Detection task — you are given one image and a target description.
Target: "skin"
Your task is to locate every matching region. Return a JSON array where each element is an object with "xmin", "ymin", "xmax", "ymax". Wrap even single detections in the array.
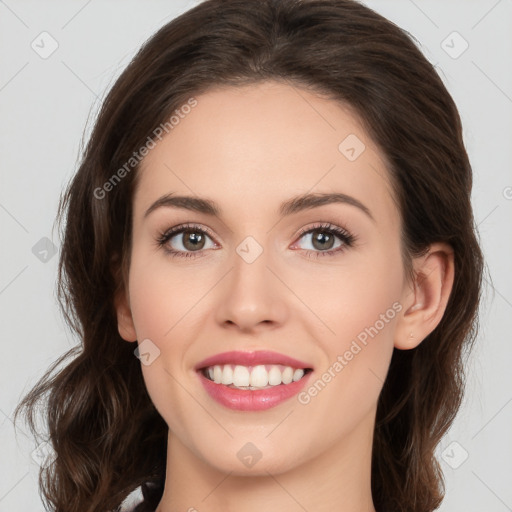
[{"xmin": 115, "ymin": 80, "xmax": 454, "ymax": 512}]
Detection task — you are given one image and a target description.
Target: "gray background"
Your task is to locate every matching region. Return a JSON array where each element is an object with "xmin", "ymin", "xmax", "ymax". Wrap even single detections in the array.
[{"xmin": 1, "ymin": 0, "xmax": 511, "ymax": 510}]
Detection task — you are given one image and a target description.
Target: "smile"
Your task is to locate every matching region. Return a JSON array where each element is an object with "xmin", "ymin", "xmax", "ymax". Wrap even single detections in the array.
[
  {"xmin": 195, "ymin": 350, "xmax": 313, "ymax": 411},
  {"xmin": 202, "ymin": 364, "xmax": 309, "ymax": 389}
]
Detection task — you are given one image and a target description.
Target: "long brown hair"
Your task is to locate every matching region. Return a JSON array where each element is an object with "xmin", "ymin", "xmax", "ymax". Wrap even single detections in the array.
[{"xmin": 14, "ymin": 1, "xmax": 484, "ymax": 511}]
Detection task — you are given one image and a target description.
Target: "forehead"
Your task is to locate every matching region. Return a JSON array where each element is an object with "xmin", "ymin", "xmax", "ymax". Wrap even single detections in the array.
[{"xmin": 134, "ymin": 81, "xmax": 398, "ymax": 227}]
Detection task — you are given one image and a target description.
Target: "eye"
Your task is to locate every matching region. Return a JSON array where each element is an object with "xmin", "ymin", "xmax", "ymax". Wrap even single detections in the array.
[
  {"xmin": 292, "ymin": 222, "xmax": 356, "ymax": 258},
  {"xmin": 156, "ymin": 223, "xmax": 217, "ymax": 259},
  {"xmin": 155, "ymin": 221, "xmax": 356, "ymax": 259}
]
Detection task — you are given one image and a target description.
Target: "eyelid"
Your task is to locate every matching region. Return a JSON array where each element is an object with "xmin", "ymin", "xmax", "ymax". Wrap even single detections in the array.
[
  {"xmin": 156, "ymin": 220, "xmax": 356, "ymax": 258},
  {"xmin": 293, "ymin": 222, "xmax": 351, "ymax": 239},
  {"xmin": 160, "ymin": 222, "xmax": 219, "ymax": 243},
  {"xmin": 159, "ymin": 221, "xmax": 351, "ymax": 244},
  {"xmin": 290, "ymin": 222, "xmax": 355, "ymax": 250}
]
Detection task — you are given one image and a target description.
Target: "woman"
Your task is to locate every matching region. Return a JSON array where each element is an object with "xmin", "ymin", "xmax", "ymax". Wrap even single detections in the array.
[{"xmin": 15, "ymin": 0, "xmax": 484, "ymax": 511}]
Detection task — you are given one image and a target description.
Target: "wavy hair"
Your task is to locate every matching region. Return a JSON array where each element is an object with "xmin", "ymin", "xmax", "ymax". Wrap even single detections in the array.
[{"xmin": 14, "ymin": 0, "xmax": 484, "ymax": 511}]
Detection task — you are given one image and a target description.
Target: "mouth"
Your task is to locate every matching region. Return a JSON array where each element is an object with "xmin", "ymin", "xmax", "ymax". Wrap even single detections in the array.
[
  {"xmin": 199, "ymin": 364, "xmax": 313, "ymax": 390},
  {"xmin": 195, "ymin": 350, "xmax": 313, "ymax": 410}
]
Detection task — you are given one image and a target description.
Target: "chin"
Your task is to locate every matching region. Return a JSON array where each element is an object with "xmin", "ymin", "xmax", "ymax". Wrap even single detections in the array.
[{"xmin": 202, "ymin": 448, "xmax": 304, "ymax": 477}]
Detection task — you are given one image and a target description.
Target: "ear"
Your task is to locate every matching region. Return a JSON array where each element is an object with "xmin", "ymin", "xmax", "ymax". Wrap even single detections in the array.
[
  {"xmin": 394, "ymin": 242, "xmax": 455, "ymax": 350},
  {"xmin": 111, "ymin": 253, "xmax": 137, "ymax": 343},
  {"xmin": 114, "ymin": 287, "xmax": 137, "ymax": 342}
]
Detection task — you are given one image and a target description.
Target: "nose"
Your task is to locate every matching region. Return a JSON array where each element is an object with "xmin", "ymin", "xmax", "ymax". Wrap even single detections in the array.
[{"xmin": 214, "ymin": 242, "xmax": 289, "ymax": 334}]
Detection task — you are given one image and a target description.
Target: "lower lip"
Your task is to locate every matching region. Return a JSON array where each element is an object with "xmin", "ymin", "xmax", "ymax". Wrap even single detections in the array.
[{"xmin": 198, "ymin": 371, "xmax": 312, "ymax": 411}]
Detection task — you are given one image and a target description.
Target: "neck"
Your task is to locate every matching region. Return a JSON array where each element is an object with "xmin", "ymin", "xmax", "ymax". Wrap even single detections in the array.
[{"xmin": 155, "ymin": 410, "xmax": 377, "ymax": 512}]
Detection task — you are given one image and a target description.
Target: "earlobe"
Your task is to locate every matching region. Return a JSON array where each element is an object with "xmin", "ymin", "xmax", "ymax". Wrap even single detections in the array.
[
  {"xmin": 394, "ymin": 243, "xmax": 455, "ymax": 350},
  {"xmin": 114, "ymin": 289, "xmax": 137, "ymax": 342}
]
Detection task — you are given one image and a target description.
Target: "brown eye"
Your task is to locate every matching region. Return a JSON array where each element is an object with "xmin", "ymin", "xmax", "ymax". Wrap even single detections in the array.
[
  {"xmin": 157, "ymin": 224, "xmax": 217, "ymax": 258},
  {"xmin": 292, "ymin": 222, "xmax": 356, "ymax": 258},
  {"xmin": 310, "ymin": 230, "xmax": 336, "ymax": 251},
  {"xmin": 180, "ymin": 230, "xmax": 207, "ymax": 251}
]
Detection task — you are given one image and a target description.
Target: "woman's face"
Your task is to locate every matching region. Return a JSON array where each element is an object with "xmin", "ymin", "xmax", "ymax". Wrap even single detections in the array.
[{"xmin": 118, "ymin": 80, "xmax": 413, "ymax": 476}]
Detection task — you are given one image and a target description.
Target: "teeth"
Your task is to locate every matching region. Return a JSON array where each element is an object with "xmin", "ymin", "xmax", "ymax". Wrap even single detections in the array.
[
  {"xmin": 221, "ymin": 365, "xmax": 233, "ymax": 385},
  {"xmin": 250, "ymin": 365, "xmax": 269, "ymax": 387},
  {"xmin": 293, "ymin": 368, "xmax": 304, "ymax": 382},
  {"xmin": 282, "ymin": 366, "xmax": 294, "ymax": 384},
  {"xmin": 233, "ymin": 365, "xmax": 250, "ymax": 387},
  {"xmin": 204, "ymin": 364, "xmax": 308, "ymax": 389},
  {"xmin": 268, "ymin": 366, "xmax": 282, "ymax": 386},
  {"xmin": 213, "ymin": 365, "xmax": 223, "ymax": 384}
]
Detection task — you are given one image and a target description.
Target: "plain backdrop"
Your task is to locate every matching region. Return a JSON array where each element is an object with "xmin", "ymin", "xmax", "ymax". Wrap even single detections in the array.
[{"xmin": 1, "ymin": 0, "xmax": 511, "ymax": 510}]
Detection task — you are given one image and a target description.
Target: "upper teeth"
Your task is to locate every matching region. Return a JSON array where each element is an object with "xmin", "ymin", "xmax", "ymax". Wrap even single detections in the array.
[{"xmin": 206, "ymin": 364, "xmax": 305, "ymax": 388}]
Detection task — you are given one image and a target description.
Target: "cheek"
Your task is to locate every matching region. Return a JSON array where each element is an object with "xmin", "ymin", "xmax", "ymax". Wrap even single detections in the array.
[
  {"xmin": 300, "ymin": 246, "xmax": 403, "ymax": 347},
  {"xmin": 298, "ymin": 244, "xmax": 403, "ymax": 410},
  {"xmin": 297, "ymin": 296, "xmax": 399, "ymax": 451},
  {"xmin": 127, "ymin": 249, "xmax": 200, "ymax": 342},
  {"xmin": 127, "ymin": 259, "xmax": 194, "ymax": 434}
]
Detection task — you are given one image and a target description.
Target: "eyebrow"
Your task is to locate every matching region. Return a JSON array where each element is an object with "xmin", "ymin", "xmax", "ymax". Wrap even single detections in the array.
[{"xmin": 143, "ymin": 192, "xmax": 375, "ymax": 223}]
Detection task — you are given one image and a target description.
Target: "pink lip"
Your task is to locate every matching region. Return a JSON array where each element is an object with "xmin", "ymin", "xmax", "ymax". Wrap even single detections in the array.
[
  {"xmin": 195, "ymin": 350, "xmax": 313, "ymax": 411},
  {"xmin": 194, "ymin": 350, "xmax": 312, "ymax": 370},
  {"xmin": 197, "ymin": 371, "xmax": 312, "ymax": 411}
]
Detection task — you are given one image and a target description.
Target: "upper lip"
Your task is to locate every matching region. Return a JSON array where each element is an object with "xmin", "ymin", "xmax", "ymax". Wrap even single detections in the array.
[{"xmin": 195, "ymin": 350, "xmax": 313, "ymax": 370}]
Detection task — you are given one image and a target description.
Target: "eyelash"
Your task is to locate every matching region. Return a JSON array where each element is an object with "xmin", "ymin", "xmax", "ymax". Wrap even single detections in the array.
[{"xmin": 155, "ymin": 222, "xmax": 357, "ymax": 259}]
